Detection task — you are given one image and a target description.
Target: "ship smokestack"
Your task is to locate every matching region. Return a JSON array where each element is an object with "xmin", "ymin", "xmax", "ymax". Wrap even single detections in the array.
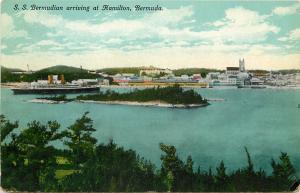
[
  {"xmin": 60, "ymin": 74, "xmax": 65, "ymax": 84},
  {"xmin": 48, "ymin": 75, "xmax": 53, "ymax": 84}
]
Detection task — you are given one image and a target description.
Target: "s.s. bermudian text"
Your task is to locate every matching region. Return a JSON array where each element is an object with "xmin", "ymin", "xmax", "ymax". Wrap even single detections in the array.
[{"xmin": 13, "ymin": 4, "xmax": 163, "ymax": 12}]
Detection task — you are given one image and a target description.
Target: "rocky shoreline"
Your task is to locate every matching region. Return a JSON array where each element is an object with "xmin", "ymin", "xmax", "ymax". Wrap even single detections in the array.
[
  {"xmin": 28, "ymin": 99, "xmax": 68, "ymax": 104},
  {"xmin": 76, "ymin": 100, "xmax": 208, "ymax": 108}
]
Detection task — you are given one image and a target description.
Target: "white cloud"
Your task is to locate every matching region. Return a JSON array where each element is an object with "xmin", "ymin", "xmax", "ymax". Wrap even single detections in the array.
[
  {"xmin": 1, "ymin": 44, "xmax": 7, "ymax": 50},
  {"xmin": 225, "ymin": 6, "xmax": 265, "ymax": 25},
  {"xmin": 104, "ymin": 38, "xmax": 123, "ymax": 44},
  {"xmin": 18, "ymin": 6, "xmax": 279, "ymax": 51},
  {"xmin": 22, "ymin": 11, "xmax": 63, "ymax": 28},
  {"xmin": 278, "ymin": 28, "xmax": 300, "ymax": 42},
  {"xmin": 204, "ymin": 7, "xmax": 279, "ymax": 43},
  {"xmin": 289, "ymin": 29, "xmax": 300, "ymax": 40},
  {"xmin": 145, "ymin": 6, "xmax": 193, "ymax": 26},
  {"xmin": 17, "ymin": 40, "xmax": 63, "ymax": 53},
  {"xmin": 18, "ymin": 39, "xmax": 101, "ymax": 53},
  {"xmin": 130, "ymin": 6, "xmax": 278, "ymax": 44},
  {"xmin": 278, "ymin": 37, "xmax": 288, "ymax": 42},
  {"xmin": 20, "ymin": 7, "xmax": 192, "ymax": 39},
  {"xmin": 36, "ymin": 40, "xmax": 62, "ymax": 46},
  {"xmin": 0, "ymin": 13, "xmax": 28, "ymax": 39},
  {"xmin": 211, "ymin": 21, "xmax": 225, "ymax": 27},
  {"xmin": 273, "ymin": 3, "xmax": 300, "ymax": 16},
  {"xmin": 246, "ymin": 45, "xmax": 281, "ymax": 56}
]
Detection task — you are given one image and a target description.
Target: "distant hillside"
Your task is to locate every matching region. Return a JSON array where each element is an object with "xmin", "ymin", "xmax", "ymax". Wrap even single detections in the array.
[
  {"xmin": 1, "ymin": 66, "xmax": 25, "ymax": 73},
  {"xmin": 1, "ymin": 66, "xmax": 10, "ymax": 73},
  {"xmin": 248, "ymin": 69, "xmax": 300, "ymax": 75},
  {"xmin": 37, "ymin": 65, "xmax": 87, "ymax": 74},
  {"xmin": 173, "ymin": 68, "xmax": 224, "ymax": 77},
  {"xmin": 27, "ymin": 65, "xmax": 101, "ymax": 82},
  {"xmin": 1, "ymin": 65, "xmax": 102, "ymax": 83},
  {"xmin": 1, "ymin": 66, "xmax": 22, "ymax": 82},
  {"xmin": 98, "ymin": 67, "xmax": 142, "ymax": 75},
  {"xmin": 276, "ymin": 69, "xmax": 300, "ymax": 75}
]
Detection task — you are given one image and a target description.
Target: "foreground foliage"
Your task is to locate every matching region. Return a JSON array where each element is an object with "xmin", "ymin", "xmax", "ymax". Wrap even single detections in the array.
[{"xmin": 0, "ymin": 114, "xmax": 297, "ymax": 191}]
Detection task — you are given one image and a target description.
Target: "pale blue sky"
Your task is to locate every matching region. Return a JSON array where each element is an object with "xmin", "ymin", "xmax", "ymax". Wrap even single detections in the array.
[{"xmin": 1, "ymin": 0, "xmax": 300, "ymax": 70}]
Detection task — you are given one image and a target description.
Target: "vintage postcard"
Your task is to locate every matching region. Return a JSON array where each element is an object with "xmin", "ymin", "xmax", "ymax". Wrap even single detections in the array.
[{"xmin": 1, "ymin": 0, "xmax": 300, "ymax": 192}]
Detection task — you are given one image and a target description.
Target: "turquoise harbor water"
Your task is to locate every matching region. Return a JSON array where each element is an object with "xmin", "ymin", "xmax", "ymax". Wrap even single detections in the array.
[{"xmin": 1, "ymin": 88, "xmax": 300, "ymax": 176}]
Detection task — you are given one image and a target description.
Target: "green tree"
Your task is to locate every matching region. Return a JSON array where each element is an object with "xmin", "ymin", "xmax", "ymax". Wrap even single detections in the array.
[
  {"xmin": 59, "ymin": 140, "xmax": 156, "ymax": 192},
  {"xmin": 244, "ymin": 147, "xmax": 254, "ymax": 174},
  {"xmin": 0, "ymin": 115, "xmax": 18, "ymax": 143},
  {"xmin": 166, "ymin": 171, "xmax": 174, "ymax": 191},
  {"xmin": 229, "ymin": 147, "xmax": 263, "ymax": 191},
  {"xmin": 215, "ymin": 161, "xmax": 229, "ymax": 191},
  {"xmin": 159, "ymin": 143, "xmax": 185, "ymax": 191},
  {"xmin": 271, "ymin": 152, "xmax": 296, "ymax": 190},
  {"xmin": 1, "ymin": 116, "xmax": 63, "ymax": 191},
  {"xmin": 1, "ymin": 115, "xmax": 20, "ymax": 190},
  {"xmin": 64, "ymin": 112, "xmax": 97, "ymax": 167},
  {"xmin": 185, "ymin": 155, "xmax": 193, "ymax": 174},
  {"xmin": 201, "ymin": 167, "xmax": 215, "ymax": 191},
  {"xmin": 182, "ymin": 155, "xmax": 196, "ymax": 191},
  {"xmin": 18, "ymin": 120, "xmax": 63, "ymax": 191}
]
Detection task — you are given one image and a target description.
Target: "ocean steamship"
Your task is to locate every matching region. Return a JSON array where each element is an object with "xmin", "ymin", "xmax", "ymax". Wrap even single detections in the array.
[{"xmin": 11, "ymin": 74, "xmax": 100, "ymax": 95}]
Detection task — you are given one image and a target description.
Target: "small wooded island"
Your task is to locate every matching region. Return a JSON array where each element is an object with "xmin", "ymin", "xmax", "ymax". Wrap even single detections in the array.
[
  {"xmin": 29, "ymin": 95, "xmax": 73, "ymax": 104},
  {"xmin": 77, "ymin": 85, "xmax": 209, "ymax": 108}
]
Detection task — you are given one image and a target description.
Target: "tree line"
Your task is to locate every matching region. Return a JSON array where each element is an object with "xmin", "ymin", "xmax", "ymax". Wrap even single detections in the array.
[{"xmin": 1, "ymin": 113, "xmax": 297, "ymax": 191}]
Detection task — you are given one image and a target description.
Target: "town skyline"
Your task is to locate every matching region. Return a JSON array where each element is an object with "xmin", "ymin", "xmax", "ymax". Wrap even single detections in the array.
[
  {"xmin": 2, "ymin": 60, "xmax": 300, "ymax": 72},
  {"xmin": 1, "ymin": 0, "xmax": 300, "ymax": 70}
]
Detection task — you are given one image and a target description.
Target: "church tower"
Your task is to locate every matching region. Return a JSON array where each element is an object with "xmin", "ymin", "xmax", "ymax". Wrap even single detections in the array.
[{"xmin": 239, "ymin": 58, "xmax": 245, "ymax": 72}]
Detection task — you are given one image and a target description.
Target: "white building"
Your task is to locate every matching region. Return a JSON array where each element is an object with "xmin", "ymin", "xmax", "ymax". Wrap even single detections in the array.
[
  {"xmin": 207, "ymin": 72, "xmax": 220, "ymax": 80},
  {"xmin": 139, "ymin": 66, "xmax": 173, "ymax": 76},
  {"xmin": 71, "ymin": 79, "xmax": 99, "ymax": 86},
  {"xmin": 102, "ymin": 79, "xmax": 110, "ymax": 85},
  {"xmin": 228, "ymin": 76, "xmax": 237, "ymax": 85},
  {"xmin": 296, "ymin": 73, "xmax": 300, "ymax": 86},
  {"xmin": 226, "ymin": 67, "xmax": 240, "ymax": 75},
  {"xmin": 180, "ymin": 75, "xmax": 190, "ymax": 80},
  {"xmin": 250, "ymin": 78, "xmax": 264, "ymax": 85}
]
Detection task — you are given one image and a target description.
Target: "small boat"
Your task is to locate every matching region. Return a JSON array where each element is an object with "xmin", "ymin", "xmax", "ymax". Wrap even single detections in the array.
[
  {"xmin": 237, "ymin": 85, "xmax": 251, "ymax": 88},
  {"xmin": 207, "ymin": 98, "xmax": 225, "ymax": 102},
  {"xmin": 250, "ymin": 85, "xmax": 266, "ymax": 89}
]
